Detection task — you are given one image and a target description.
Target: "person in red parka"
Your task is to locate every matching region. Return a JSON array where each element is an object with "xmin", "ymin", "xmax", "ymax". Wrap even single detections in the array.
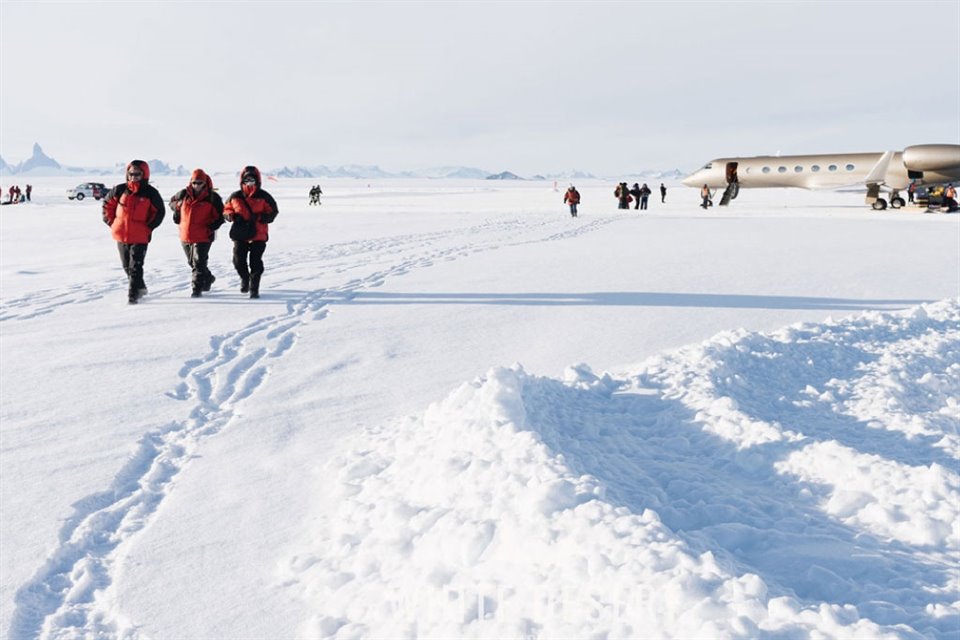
[
  {"xmin": 223, "ymin": 166, "xmax": 278, "ymax": 299},
  {"xmin": 169, "ymin": 168, "xmax": 225, "ymax": 297},
  {"xmin": 102, "ymin": 160, "xmax": 166, "ymax": 304},
  {"xmin": 563, "ymin": 185, "xmax": 581, "ymax": 217}
]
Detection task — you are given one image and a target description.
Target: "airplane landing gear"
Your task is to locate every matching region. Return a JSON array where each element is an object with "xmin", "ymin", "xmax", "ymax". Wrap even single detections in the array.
[
  {"xmin": 872, "ymin": 198, "xmax": 888, "ymax": 210},
  {"xmin": 890, "ymin": 191, "xmax": 905, "ymax": 208}
]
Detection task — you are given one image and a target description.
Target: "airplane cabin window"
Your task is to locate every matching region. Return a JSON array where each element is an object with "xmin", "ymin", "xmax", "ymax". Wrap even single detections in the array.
[
  {"xmin": 845, "ymin": 164, "xmax": 855, "ymax": 171},
  {"xmin": 794, "ymin": 166, "xmax": 803, "ymax": 173},
  {"xmin": 778, "ymin": 166, "xmax": 787, "ymax": 173},
  {"xmin": 812, "ymin": 165, "xmax": 820, "ymax": 172},
  {"xmin": 762, "ymin": 166, "xmax": 771, "ymax": 173},
  {"xmin": 828, "ymin": 165, "xmax": 838, "ymax": 172}
]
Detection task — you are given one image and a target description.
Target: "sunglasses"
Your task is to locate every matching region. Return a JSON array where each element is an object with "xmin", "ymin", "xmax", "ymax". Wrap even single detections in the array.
[
  {"xmin": 191, "ymin": 180, "xmax": 205, "ymax": 187},
  {"xmin": 242, "ymin": 177, "xmax": 257, "ymax": 184},
  {"xmin": 127, "ymin": 171, "xmax": 143, "ymax": 179}
]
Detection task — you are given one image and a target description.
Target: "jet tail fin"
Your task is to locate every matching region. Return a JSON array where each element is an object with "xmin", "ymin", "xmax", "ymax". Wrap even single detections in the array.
[{"xmin": 865, "ymin": 151, "xmax": 895, "ymax": 185}]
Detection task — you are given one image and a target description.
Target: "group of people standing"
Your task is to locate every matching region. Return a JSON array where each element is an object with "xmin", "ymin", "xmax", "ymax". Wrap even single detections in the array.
[
  {"xmin": 562, "ymin": 182, "xmax": 668, "ymax": 216},
  {"xmin": 615, "ymin": 182, "xmax": 665, "ymax": 210},
  {"xmin": 4, "ymin": 184, "xmax": 31, "ymax": 204},
  {"xmin": 102, "ymin": 160, "xmax": 278, "ymax": 304},
  {"xmin": 308, "ymin": 185, "xmax": 323, "ymax": 206}
]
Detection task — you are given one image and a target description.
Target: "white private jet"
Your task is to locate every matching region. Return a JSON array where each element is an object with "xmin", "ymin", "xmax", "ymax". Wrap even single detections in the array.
[{"xmin": 682, "ymin": 143, "xmax": 960, "ymax": 209}]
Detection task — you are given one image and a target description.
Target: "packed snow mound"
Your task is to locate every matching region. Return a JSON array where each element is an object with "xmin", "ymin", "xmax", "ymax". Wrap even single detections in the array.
[{"xmin": 283, "ymin": 299, "xmax": 959, "ymax": 639}]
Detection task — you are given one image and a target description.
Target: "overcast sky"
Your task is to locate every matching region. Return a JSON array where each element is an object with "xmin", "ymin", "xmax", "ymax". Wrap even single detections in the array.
[{"xmin": 1, "ymin": 0, "xmax": 957, "ymax": 176}]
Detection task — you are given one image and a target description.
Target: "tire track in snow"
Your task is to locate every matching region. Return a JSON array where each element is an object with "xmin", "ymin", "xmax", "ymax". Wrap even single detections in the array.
[{"xmin": 10, "ymin": 213, "xmax": 618, "ymax": 638}]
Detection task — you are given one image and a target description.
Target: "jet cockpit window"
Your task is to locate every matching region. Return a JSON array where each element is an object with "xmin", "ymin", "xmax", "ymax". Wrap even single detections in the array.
[
  {"xmin": 811, "ymin": 165, "xmax": 820, "ymax": 172},
  {"xmin": 703, "ymin": 163, "xmax": 713, "ymax": 170},
  {"xmin": 778, "ymin": 166, "xmax": 787, "ymax": 173},
  {"xmin": 828, "ymin": 164, "xmax": 838, "ymax": 172},
  {"xmin": 794, "ymin": 166, "xmax": 803, "ymax": 173},
  {"xmin": 845, "ymin": 164, "xmax": 855, "ymax": 171}
]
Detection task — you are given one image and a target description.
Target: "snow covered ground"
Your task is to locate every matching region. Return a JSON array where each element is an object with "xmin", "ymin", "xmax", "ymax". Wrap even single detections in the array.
[{"xmin": 1, "ymin": 177, "xmax": 958, "ymax": 639}]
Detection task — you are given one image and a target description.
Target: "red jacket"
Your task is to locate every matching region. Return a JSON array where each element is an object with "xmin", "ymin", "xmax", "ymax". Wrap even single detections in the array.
[
  {"xmin": 223, "ymin": 166, "xmax": 278, "ymax": 243},
  {"xmin": 170, "ymin": 169, "xmax": 225, "ymax": 243},
  {"xmin": 102, "ymin": 160, "xmax": 165, "ymax": 244},
  {"xmin": 564, "ymin": 189, "xmax": 581, "ymax": 205}
]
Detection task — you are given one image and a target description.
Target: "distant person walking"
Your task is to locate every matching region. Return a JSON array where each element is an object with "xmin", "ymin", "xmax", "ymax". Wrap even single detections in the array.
[
  {"xmin": 700, "ymin": 184, "xmax": 713, "ymax": 209},
  {"xmin": 660, "ymin": 183, "xmax": 667, "ymax": 203},
  {"xmin": 224, "ymin": 166, "xmax": 279, "ymax": 299},
  {"xmin": 629, "ymin": 183, "xmax": 642, "ymax": 210},
  {"xmin": 563, "ymin": 185, "xmax": 581, "ymax": 217},
  {"xmin": 615, "ymin": 182, "xmax": 632, "ymax": 209},
  {"xmin": 907, "ymin": 181, "xmax": 917, "ymax": 204},
  {"xmin": 169, "ymin": 169, "xmax": 225, "ymax": 297},
  {"xmin": 25, "ymin": 184, "xmax": 32, "ymax": 202},
  {"xmin": 639, "ymin": 183, "xmax": 651, "ymax": 210},
  {"xmin": 102, "ymin": 160, "xmax": 166, "ymax": 304}
]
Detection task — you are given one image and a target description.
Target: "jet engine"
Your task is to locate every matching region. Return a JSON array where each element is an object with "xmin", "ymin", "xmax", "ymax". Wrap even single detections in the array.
[{"xmin": 902, "ymin": 144, "xmax": 960, "ymax": 177}]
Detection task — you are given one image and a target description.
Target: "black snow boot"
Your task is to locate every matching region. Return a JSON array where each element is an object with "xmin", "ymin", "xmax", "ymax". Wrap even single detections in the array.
[
  {"xmin": 249, "ymin": 274, "xmax": 261, "ymax": 299},
  {"xmin": 240, "ymin": 276, "xmax": 250, "ymax": 293},
  {"xmin": 203, "ymin": 273, "xmax": 216, "ymax": 292},
  {"xmin": 191, "ymin": 287, "xmax": 202, "ymax": 298}
]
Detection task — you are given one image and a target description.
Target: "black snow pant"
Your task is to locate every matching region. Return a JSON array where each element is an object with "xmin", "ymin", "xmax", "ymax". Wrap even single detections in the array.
[
  {"xmin": 640, "ymin": 196, "xmax": 649, "ymax": 210},
  {"xmin": 182, "ymin": 242, "xmax": 213, "ymax": 291},
  {"xmin": 118, "ymin": 242, "xmax": 148, "ymax": 296},
  {"xmin": 233, "ymin": 240, "xmax": 267, "ymax": 280}
]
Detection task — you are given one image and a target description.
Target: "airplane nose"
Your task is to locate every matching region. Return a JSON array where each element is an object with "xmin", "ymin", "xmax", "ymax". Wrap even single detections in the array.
[{"xmin": 681, "ymin": 172, "xmax": 698, "ymax": 187}]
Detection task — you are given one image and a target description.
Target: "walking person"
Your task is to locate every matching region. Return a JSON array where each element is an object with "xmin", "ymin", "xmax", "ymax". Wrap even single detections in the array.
[
  {"xmin": 102, "ymin": 160, "xmax": 166, "ymax": 304},
  {"xmin": 169, "ymin": 169, "xmax": 225, "ymax": 297},
  {"xmin": 907, "ymin": 181, "xmax": 916, "ymax": 204},
  {"xmin": 629, "ymin": 183, "xmax": 642, "ymax": 210},
  {"xmin": 700, "ymin": 183, "xmax": 713, "ymax": 209},
  {"xmin": 563, "ymin": 185, "xmax": 581, "ymax": 217},
  {"xmin": 639, "ymin": 183, "xmax": 651, "ymax": 210},
  {"xmin": 660, "ymin": 183, "xmax": 667, "ymax": 203},
  {"xmin": 25, "ymin": 184, "xmax": 32, "ymax": 202},
  {"xmin": 224, "ymin": 166, "xmax": 278, "ymax": 299}
]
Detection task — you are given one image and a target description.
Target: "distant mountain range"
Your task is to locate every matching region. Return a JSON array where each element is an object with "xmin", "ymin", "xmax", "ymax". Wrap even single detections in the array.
[{"xmin": 0, "ymin": 143, "xmax": 685, "ymax": 181}]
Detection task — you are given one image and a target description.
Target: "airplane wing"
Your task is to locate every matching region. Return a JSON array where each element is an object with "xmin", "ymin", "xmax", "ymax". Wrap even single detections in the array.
[{"xmin": 864, "ymin": 150, "xmax": 895, "ymax": 185}]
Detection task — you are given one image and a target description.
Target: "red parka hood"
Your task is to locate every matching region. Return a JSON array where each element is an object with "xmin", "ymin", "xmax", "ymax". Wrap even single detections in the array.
[
  {"xmin": 127, "ymin": 160, "xmax": 150, "ymax": 181},
  {"xmin": 189, "ymin": 168, "xmax": 213, "ymax": 195},
  {"xmin": 126, "ymin": 159, "xmax": 150, "ymax": 192}
]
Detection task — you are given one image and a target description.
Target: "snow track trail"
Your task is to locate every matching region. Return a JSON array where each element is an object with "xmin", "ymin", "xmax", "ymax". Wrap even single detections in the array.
[
  {"xmin": 283, "ymin": 301, "xmax": 960, "ymax": 639},
  {"xmin": 6, "ymin": 214, "xmax": 617, "ymax": 639}
]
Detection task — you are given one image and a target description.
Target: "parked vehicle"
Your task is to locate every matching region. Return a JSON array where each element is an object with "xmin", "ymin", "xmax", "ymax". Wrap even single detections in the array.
[
  {"xmin": 67, "ymin": 182, "xmax": 108, "ymax": 201},
  {"xmin": 914, "ymin": 185, "xmax": 943, "ymax": 209}
]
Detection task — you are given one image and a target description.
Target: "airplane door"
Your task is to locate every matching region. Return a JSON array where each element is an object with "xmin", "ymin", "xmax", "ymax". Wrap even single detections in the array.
[{"xmin": 725, "ymin": 162, "xmax": 739, "ymax": 183}]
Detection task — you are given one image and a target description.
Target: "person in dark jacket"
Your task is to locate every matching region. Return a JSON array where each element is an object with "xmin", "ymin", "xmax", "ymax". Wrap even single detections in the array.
[
  {"xmin": 615, "ymin": 182, "xmax": 632, "ymax": 209},
  {"xmin": 639, "ymin": 183, "xmax": 652, "ymax": 210},
  {"xmin": 629, "ymin": 183, "xmax": 642, "ymax": 210},
  {"xmin": 223, "ymin": 166, "xmax": 278, "ymax": 299},
  {"xmin": 563, "ymin": 185, "xmax": 581, "ymax": 217},
  {"xmin": 102, "ymin": 160, "xmax": 165, "ymax": 304},
  {"xmin": 170, "ymin": 169, "xmax": 225, "ymax": 297},
  {"xmin": 25, "ymin": 184, "xmax": 32, "ymax": 202},
  {"xmin": 660, "ymin": 183, "xmax": 667, "ymax": 203}
]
